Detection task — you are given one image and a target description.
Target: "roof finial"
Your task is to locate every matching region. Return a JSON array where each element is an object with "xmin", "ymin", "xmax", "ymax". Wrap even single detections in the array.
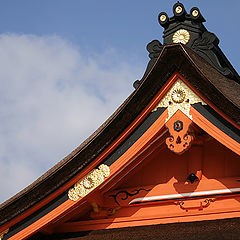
[
  {"xmin": 134, "ymin": 2, "xmax": 240, "ymax": 88},
  {"xmin": 157, "ymin": 3, "xmax": 239, "ymax": 82}
]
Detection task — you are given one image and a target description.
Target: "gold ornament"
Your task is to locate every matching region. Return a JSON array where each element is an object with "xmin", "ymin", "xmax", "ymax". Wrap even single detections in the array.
[
  {"xmin": 68, "ymin": 164, "xmax": 110, "ymax": 201},
  {"xmin": 192, "ymin": 10, "xmax": 199, "ymax": 17},
  {"xmin": 152, "ymin": 79, "xmax": 207, "ymax": 121},
  {"xmin": 68, "ymin": 188, "xmax": 79, "ymax": 201},
  {"xmin": 0, "ymin": 229, "xmax": 8, "ymax": 240},
  {"xmin": 171, "ymin": 89, "xmax": 185, "ymax": 103},
  {"xmin": 98, "ymin": 164, "xmax": 110, "ymax": 176},
  {"xmin": 173, "ymin": 29, "xmax": 190, "ymax": 45},
  {"xmin": 83, "ymin": 177, "xmax": 94, "ymax": 189},
  {"xmin": 175, "ymin": 6, "xmax": 183, "ymax": 14},
  {"xmin": 160, "ymin": 14, "xmax": 167, "ymax": 22}
]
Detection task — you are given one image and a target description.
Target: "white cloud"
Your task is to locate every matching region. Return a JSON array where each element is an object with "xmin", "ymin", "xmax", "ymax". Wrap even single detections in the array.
[{"xmin": 0, "ymin": 34, "xmax": 143, "ymax": 203}]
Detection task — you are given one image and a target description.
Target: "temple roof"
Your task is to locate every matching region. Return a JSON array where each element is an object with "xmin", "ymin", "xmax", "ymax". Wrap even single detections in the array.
[
  {"xmin": 1, "ymin": 4, "xmax": 240, "ymax": 239},
  {"xmin": 1, "ymin": 43, "xmax": 240, "ymax": 227}
]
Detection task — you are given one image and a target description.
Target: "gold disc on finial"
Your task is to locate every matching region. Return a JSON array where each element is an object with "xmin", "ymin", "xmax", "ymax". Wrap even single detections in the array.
[
  {"xmin": 160, "ymin": 14, "xmax": 167, "ymax": 22},
  {"xmin": 175, "ymin": 6, "xmax": 183, "ymax": 14},
  {"xmin": 172, "ymin": 29, "xmax": 190, "ymax": 45},
  {"xmin": 192, "ymin": 10, "xmax": 199, "ymax": 17}
]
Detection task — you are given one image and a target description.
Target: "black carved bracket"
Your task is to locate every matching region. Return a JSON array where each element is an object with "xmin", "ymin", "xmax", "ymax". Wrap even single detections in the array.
[
  {"xmin": 109, "ymin": 188, "xmax": 151, "ymax": 206},
  {"xmin": 191, "ymin": 31, "xmax": 239, "ymax": 80},
  {"xmin": 133, "ymin": 40, "xmax": 163, "ymax": 89}
]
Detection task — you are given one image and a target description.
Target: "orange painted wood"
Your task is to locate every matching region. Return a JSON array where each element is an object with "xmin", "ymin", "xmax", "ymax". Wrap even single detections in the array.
[
  {"xmin": 99, "ymin": 110, "xmax": 168, "ymax": 193},
  {"xmin": 118, "ymin": 137, "xmax": 240, "ymax": 188},
  {"xmin": 105, "ymin": 177, "xmax": 240, "ymax": 207},
  {"xmin": 56, "ymin": 211, "xmax": 240, "ymax": 232},
  {"xmin": 165, "ymin": 110, "xmax": 193, "ymax": 154},
  {"xmin": 188, "ymin": 143, "xmax": 203, "ymax": 180},
  {"xmin": 56, "ymin": 199, "xmax": 240, "ymax": 232},
  {"xmin": 190, "ymin": 106, "xmax": 240, "ymax": 155}
]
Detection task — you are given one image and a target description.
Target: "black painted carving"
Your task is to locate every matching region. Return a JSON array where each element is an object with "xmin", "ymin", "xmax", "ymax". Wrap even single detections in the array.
[
  {"xmin": 187, "ymin": 173, "xmax": 199, "ymax": 184},
  {"xmin": 147, "ymin": 40, "xmax": 163, "ymax": 60},
  {"xmin": 191, "ymin": 31, "xmax": 235, "ymax": 79},
  {"xmin": 133, "ymin": 40, "xmax": 163, "ymax": 89},
  {"xmin": 174, "ymin": 120, "xmax": 183, "ymax": 132},
  {"xmin": 134, "ymin": 2, "xmax": 240, "ymax": 88},
  {"xmin": 159, "ymin": 2, "xmax": 240, "ymax": 82},
  {"xmin": 109, "ymin": 188, "xmax": 151, "ymax": 205}
]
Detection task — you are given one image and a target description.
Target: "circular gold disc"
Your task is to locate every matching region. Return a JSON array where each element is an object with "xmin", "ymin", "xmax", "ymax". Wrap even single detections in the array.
[
  {"xmin": 192, "ymin": 10, "xmax": 199, "ymax": 17},
  {"xmin": 175, "ymin": 6, "xmax": 182, "ymax": 14},
  {"xmin": 172, "ymin": 29, "xmax": 190, "ymax": 45},
  {"xmin": 160, "ymin": 14, "xmax": 167, "ymax": 22},
  {"xmin": 171, "ymin": 89, "xmax": 186, "ymax": 103}
]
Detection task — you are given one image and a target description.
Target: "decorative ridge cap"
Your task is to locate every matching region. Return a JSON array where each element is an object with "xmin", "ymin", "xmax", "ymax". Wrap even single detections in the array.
[{"xmin": 134, "ymin": 2, "xmax": 240, "ymax": 87}]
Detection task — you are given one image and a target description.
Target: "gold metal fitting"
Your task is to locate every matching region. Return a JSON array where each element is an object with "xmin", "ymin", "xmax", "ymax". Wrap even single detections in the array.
[
  {"xmin": 175, "ymin": 6, "xmax": 183, "ymax": 14},
  {"xmin": 192, "ymin": 10, "xmax": 199, "ymax": 17},
  {"xmin": 160, "ymin": 14, "xmax": 167, "ymax": 22}
]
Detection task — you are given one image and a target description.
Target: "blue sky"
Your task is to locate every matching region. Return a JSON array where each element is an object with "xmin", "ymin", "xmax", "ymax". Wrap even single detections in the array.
[
  {"xmin": 0, "ymin": 0, "xmax": 239, "ymax": 70},
  {"xmin": 0, "ymin": 1, "xmax": 239, "ymax": 203}
]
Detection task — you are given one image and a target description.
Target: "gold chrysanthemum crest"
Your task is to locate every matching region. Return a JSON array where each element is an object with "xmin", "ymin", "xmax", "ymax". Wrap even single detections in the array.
[
  {"xmin": 171, "ymin": 89, "xmax": 186, "ymax": 103},
  {"xmin": 152, "ymin": 79, "xmax": 206, "ymax": 121},
  {"xmin": 173, "ymin": 29, "xmax": 190, "ymax": 45},
  {"xmin": 68, "ymin": 164, "xmax": 110, "ymax": 201}
]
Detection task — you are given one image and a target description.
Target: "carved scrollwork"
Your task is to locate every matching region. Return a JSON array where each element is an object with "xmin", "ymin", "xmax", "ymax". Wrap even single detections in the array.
[
  {"xmin": 174, "ymin": 198, "xmax": 215, "ymax": 212},
  {"xmin": 192, "ymin": 31, "xmax": 233, "ymax": 78},
  {"xmin": 134, "ymin": 40, "xmax": 163, "ymax": 89},
  {"xmin": 109, "ymin": 188, "xmax": 151, "ymax": 206},
  {"xmin": 152, "ymin": 80, "xmax": 205, "ymax": 154},
  {"xmin": 147, "ymin": 40, "xmax": 163, "ymax": 60},
  {"xmin": 165, "ymin": 110, "xmax": 193, "ymax": 154}
]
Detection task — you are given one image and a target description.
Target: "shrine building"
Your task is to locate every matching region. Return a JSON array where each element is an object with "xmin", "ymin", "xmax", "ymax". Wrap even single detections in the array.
[{"xmin": 1, "ymin": 2, "xmax": 240, "ymax": 240}]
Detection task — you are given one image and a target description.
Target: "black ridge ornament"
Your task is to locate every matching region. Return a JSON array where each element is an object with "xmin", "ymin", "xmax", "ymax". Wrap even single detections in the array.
[{"xmin": 134, "ymin": 1, "xmax": 240, "ymax": 89}]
